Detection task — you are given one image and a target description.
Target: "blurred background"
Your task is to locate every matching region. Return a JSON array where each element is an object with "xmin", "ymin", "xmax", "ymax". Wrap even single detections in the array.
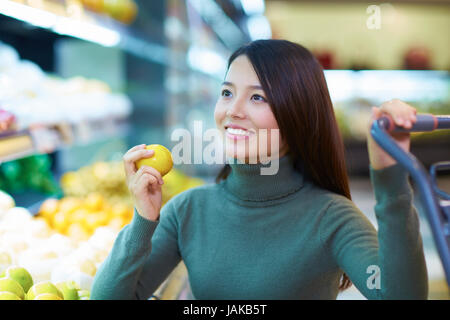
[{"xmin": 0, "ymin": 0, "xmax": 448, "ymax": 300}]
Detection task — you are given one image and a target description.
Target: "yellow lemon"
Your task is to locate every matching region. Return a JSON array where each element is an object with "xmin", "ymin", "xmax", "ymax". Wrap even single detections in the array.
[
  {"xmin": 38, "ymin": 198, "xmax": 59, "ymax": 220},
  {"xmin": 135, "ymin": 144, "xmax": 173, "ymax": 177},
  {"xmin": 59, "ymin": 197, "xmax": 83, "ymax": 214},
  {"xmin": 84, "ymin": 193, "xmax": 105, "ymax": 212},
  {"xmin": 83, "ymin": 213, "xmax": 105, "ymax": 232},
  {"xmin": 70, "ymin": 208, "xmax": 90, "ymax": 224},
  {"xmin": 52, "ymin": 211, "xmax": 70, "ymax": 234}
]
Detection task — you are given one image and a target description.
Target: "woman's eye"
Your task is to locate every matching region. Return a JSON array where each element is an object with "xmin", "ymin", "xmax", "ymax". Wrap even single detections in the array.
[
  {"xmin": 251, "ymin": 94, "xmax": 267, "ymax": 102},
  {"xmin": 221, "ymin": 89, "xmax": 232, "ymax": 97}
]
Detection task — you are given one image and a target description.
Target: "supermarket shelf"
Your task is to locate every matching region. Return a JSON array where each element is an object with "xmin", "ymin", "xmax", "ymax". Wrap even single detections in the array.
[
  {"xmin": 0, "ymin": 117, "xmax": 129, "ymax": 164},
  {"xmin": 0, "ymin": 0, "xmax": 224, "ymax": 76},
  {"xmin": 0, "ymin": 1, "xmax": 185, "ymax": 68}
]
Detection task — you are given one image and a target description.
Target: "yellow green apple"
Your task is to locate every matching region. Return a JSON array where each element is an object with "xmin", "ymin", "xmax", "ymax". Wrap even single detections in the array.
[
  {"xmin": 55, "ymin": 281, "xmax": 79, "ymax": 300},
  {"xmin": 1, "ymin": 266, "xmax": 33, "ymax": 292},
  {"xmin": 27, "ymin": 281, "xmax": 63, "ymax": 300},
  {"xmin": 0, "ymin": 277, "xmax": 25, "ymax": 299},
  {"xmin": 135, "ymin": 144, "xmax": 173, "ymax": 177}
]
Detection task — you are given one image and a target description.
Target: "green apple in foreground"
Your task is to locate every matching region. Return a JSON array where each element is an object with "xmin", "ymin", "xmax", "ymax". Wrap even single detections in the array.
[
  {"xmin": 27, "ymin": 281, "xmax": 63, "ymax": 300},
  {"xmin": 0, "ymin": 277, "xmax": 25, "ymax": 299},
  {"xmin": 1, "ymin": 266, "xmax": 33, "ymax": 292},
  {"xmin": 0, "ymin": 291, "xmax": 21, "ymax": 300},
  {"xmin": 56, "ymin": 281, "xmax": 79, "ymax": 300}
]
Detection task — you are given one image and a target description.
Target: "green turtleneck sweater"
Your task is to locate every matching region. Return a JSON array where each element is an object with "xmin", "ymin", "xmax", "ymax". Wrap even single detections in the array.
[{"xmin": 91, "ymin": 155, "xmax": 428, "ymax": 300}]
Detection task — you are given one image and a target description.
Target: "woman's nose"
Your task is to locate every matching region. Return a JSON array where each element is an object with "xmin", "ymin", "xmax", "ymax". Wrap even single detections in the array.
[{"xmin": 226, "ymin": 99, "xmax": 246, "ymax": 119}]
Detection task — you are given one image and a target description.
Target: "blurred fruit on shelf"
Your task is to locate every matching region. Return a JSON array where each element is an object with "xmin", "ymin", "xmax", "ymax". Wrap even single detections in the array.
[
  {"xmin": 60, "ymin": 160, "xmax": 205, "ymax": 208},
  {"xmin": 0, "ymin": 42, "xmax": 132, "ymax": 130},
  {"xmin": 61, "ymin": 161, "xmax": 131, "ymax": 208},
  {"xmin": 37, "ymin": 193, "xmax": 133, "ymax": 237},
  {"xmin": 0, "ymin": 155, "xmax": 61, "ymax": 195},
  {"xmin": 81, "ymin": 0, "xmax": 104, "ymax": 13},
  {"xmin": 103, "ymin": 0, "xmax": 138, "ymax": 24}
]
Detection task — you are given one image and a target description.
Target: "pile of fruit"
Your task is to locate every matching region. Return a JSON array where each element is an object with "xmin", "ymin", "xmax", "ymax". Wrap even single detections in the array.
[
  {"xmin": 37, "ymin": 193, "xmax": 132, "ymax": 241},
  {"xmin": 60, "ymin": 161, "xmax": 132, "ymax": 208},
  {"xmin": 0, "ymin": 265, "xmax": 89, "ymax": 300},
  {"xmin": 0, "ymin": 42, "xmax": 131, "ymax": 129},
  {"xmin": 81, "ymin": 0, "xmax": 138, "ymax": 24},
  {"xmin": 0, "ymin": 190, "xmax": 118, "ymax": 291}
]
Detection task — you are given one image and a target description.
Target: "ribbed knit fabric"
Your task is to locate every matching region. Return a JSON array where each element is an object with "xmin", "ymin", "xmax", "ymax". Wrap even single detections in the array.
[{"xmin": 91, "ymin": 155, "xmax": 428, "ymax": 300}]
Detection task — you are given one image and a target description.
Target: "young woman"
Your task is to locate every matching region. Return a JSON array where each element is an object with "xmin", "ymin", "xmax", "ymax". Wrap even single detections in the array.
[{"xmin": 91, "ymin": 40, "xmax": 428, "ymax": 300}]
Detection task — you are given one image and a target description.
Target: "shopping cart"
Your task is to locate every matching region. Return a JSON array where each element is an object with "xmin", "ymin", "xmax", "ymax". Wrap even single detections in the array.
[{"xmin": 371, "ymin": 114, "xmax": 450, "ymax": 287}]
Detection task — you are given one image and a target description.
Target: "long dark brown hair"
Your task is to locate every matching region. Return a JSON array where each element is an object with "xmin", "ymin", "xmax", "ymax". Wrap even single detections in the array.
[{"xmin": 215, "ymin": 39, "xmax": 352, "ymax": 291}]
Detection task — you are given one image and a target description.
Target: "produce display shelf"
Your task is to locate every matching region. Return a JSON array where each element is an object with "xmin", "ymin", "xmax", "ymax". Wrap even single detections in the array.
[{"xmin": 0, "ymin": 117, "xmax": 129, "ymax": 164}]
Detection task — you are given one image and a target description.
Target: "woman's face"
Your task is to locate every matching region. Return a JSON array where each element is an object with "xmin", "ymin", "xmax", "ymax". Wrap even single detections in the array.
[{"xmin": 214, "ymin": 55, "xmax": 288, "ymax": 163}]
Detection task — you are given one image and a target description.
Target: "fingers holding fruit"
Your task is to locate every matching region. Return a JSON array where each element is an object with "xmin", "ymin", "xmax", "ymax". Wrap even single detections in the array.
[
  {"xmin": 122, "ymin": 144, "xmax": 173, "ymax": 221},
  {"xmin": 129, "ymin": 165, "xmax": 163, "ymax": 194},
  {"xmin": 122, "ymin": 145, "xmax": 154, "ymax": 181}
]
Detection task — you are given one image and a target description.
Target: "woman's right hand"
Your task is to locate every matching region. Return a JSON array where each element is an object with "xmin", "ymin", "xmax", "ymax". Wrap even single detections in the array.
[{"xmin": 123, "ymin": 144, "xmax": 165, "ymax": 222}]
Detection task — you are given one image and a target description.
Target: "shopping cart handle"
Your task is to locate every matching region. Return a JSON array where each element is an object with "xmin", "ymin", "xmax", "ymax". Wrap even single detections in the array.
[
  {"xmin": 371, "ymin": 113, "xmax": 450, "ymax": 287},
  {"xmin": 378, "ymin": 114, "xmax": 450, "ymax": 133}
]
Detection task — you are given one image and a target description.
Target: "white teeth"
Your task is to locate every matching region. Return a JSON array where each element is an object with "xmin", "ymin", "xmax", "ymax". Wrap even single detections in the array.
[{"xmin": 226, "ymin": 127, "xmax": 252, "ymax": 136}]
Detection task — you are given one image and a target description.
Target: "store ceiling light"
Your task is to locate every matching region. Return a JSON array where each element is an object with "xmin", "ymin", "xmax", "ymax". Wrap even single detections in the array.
[
  {"xmin": 0, "ymin": 0, "xmax": 120, "ymax": 47},
  {"xmin": 240, "ymin": 0, "xmax": 265, "ymax": 16}
]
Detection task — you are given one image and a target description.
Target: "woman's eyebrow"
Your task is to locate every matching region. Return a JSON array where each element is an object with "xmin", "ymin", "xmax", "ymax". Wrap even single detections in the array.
[{"xmin": 222, "ymin": 81, "xmax": 263, "ymax": 90}]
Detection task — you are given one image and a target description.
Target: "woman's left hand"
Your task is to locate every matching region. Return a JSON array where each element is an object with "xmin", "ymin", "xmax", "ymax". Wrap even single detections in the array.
[{"xmin": 367, "ymin": 99, "xmax": 418, "ymax": 170}]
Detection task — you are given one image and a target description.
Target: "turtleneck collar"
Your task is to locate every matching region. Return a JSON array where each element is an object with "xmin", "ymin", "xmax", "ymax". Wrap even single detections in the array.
[{"xmin": 222, "ymin": 154, "xmax": 305, "ymax": 202}]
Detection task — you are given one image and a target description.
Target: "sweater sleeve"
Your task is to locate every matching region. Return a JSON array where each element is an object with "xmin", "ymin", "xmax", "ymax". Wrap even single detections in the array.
[
  {"xmin": 319, "ymin": 163, "xmax": 428, "ymax": 299},
  {"xmin": 90, "ymin": 200, "xmax": 182, "ymax": 300}
]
